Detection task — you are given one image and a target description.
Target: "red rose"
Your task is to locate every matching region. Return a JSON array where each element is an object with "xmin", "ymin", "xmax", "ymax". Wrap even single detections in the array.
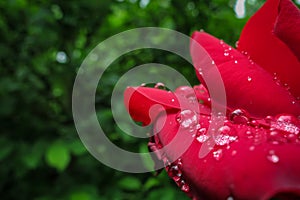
[{"xmin": 124, "ymin": 0, "xmax": 300, "ymax": 199}]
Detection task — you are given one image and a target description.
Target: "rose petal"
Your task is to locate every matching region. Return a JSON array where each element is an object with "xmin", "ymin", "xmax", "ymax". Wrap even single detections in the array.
[
  {"xmin": 274, "ymin": 0, "xmax": 300, "ymax": 60},
  {"xmin": 152, "ymin": 107, "xmax": 300, "ymax": 200},
  {"xmin": 238, "ymin": 0, "xmax": 300, "ymax": 99},
  {"xmin": 124, "ymin": 86, "xmax": 180, "ymax": 125},
  {"xmin": 191, "ymin": 32, "xmax": 300, "ymax": 117}
]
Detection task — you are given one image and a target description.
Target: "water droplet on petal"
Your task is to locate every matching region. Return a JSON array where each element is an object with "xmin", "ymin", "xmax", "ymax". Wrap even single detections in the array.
[
  {"xmin": 235, "ymin": 41, "xmax": 239, "ymax": 48},
  {"xmin": 211, "ymin": 60, "xmax": 215, "ymax": 65},
  {"xmin": 176, "ymin": 110, "xmax": 198, "ymax": 130},
  {"xmin": 213, "ymin": 149, "xmax": 223, "ymax": 161},
  {"xmin": 249, "ymin": 146, "xmax": 255, "ymax": 151},
  {"xmin": 214, "ymin": 133, "xmax": 237, "ymax": 146},
  {"xmin": 197, "ymin": 135, "xmax": 210, "ymax": 143},
  {"xmin": 154, "ymin": 82, "xmax": 165, "ymax": 89},
  {"xmin": 230, "ymin": 109, "xmax": 249, "ymax": 124},
  {"xmin": 224, "ymin": 52, "xmax": 229, "ymax": 57},
  {"xmin": 181, "ymin": 183, "xmax": 190, "ymax": 192},
  {"xmin": 231, "ymin": 150, "xmax": 237, "ymax": 156},
  {"xmin": 234, "ymin": 60, "xmax": 238, "ymax": 64},
  {"xmin": 271, "ymin": 114, "xmax": 300, "ymax": 135},
  {"xmin": 247, "ymin": 76, "xmax": 252, "ymax": 82},
  {"xmin": 267, "ymin": 151, "xmax": 279, "ymax": 163}
]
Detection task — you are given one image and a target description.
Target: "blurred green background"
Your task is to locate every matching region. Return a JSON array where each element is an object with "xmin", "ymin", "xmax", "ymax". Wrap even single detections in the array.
[{"xmin": 1, "ymin": 0, "xmax": 299, "ymax": 199}]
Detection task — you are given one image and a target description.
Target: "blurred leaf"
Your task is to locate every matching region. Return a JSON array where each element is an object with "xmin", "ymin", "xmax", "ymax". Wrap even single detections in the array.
[
  {"xmin": 45, "ymin": 141, "xmax": 70, "ymax": 171},
  {"xmin": 117, "ymin": 176, "xmax": 142, "ymax": 191},
  {"xmin": 143, "ymin": 177, "xmax": 160, "ymax": 190},
  {"xmin": 69, "ymin": 191, "xmax": 91, "ymax": 200},
  {"xmin": 68, "ymin": 139, "xmax": 87, "ymax": 156}
]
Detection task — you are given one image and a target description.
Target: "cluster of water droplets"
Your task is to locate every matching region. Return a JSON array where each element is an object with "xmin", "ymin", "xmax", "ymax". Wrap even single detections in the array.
[
  {"xmin": 176, "ymin": 110, "xmax": 199, "ymax": 133},
  {"xmin": 165, "ymin": 158, "xmax": 190, "ymax": 193},
  {"xmin": 228, "ymin": 108, "xmax": 300, "ymax": 163},
  {"xmin": 175, "ymin": 108, "xmax": 240, "ymax": 161},
  {"xmin": 268, "ymin": 115, "xmax": 300, "ymax": 145}
]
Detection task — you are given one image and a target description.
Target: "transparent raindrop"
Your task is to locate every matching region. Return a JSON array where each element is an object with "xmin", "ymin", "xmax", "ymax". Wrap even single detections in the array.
[
  {"xmin": 224, "ymin": 52, "xmax": 229, "ymax": 57},
  {"xmin": 176, "ymin": 110, "xmax": 198, "ymax": 130},
  {"xmin": 249, "ymin": 146, "xmax": 255, "ymax": 151},
  {"xmin": 154, "ymin": 82, "xmax": 165, "ymax": 89},
  {"xmin": 231, "ymin": 150, "xmax": 237, "ymax": 156},
  {"xmin": 230, "ymin": 109, "xmax": 249, "ymax": 124},
  {"xmin": 197, "ymin": 135, "xmax": 210, "ymax": 143},
  {"xmin": 213, "ymin": 149, "xmax": 223, "ymax": 161},
  {"xmin": 267, "ymin": 151, "xmax": 279, "ymax": 163}
]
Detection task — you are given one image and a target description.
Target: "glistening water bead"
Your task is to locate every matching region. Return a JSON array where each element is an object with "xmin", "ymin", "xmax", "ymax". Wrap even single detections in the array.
[
  {"xmin": 267, "ymin": 151, "xmax": 279, "ymax": 163},
  {"xmin": 176, "ymin": 110, "xmax": 198, "ymax": 130},
  {"xmin": 229, "ymin": 109, "xmax": 250, "ymax": 124}
]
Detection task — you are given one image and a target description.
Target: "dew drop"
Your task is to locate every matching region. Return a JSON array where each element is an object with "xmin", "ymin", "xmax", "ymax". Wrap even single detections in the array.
[
  {"xmin": 171, "ymin": 98, "xmax": 175, "ymax": 102},
  {"xmin": 154, "ymin": 82, "xmax": 165, "ymax": 89},
  {"xmin": 181, "ymin": 183, "xmax": 190, "ymax": 192},
  {"xmin": 176, "ymin": 110, "xmax": 198, "ymax": 130},
  {"xmin": 267, "ymin": 151, "xmax": 279, "ymax": 163},
  {"xmin": 213, "ymin": 149, "xmax": 223, "ymax": 161},
  {"xmin": 234, "ymin": 60, "xmax": 238, "ymax": 64},
  {"xmin": 214, "ymin": 133, "xmax": 237, "ymax": 146},
  {"xmin": 247, "ymin": 76, "xmax": 252, "ymax": 82},
  {"xmin": 199, "ymin": 128, "xmax": 207, "ymax": 134},
  {"xmin": 224, "ymin": 52, "xmax": 229, "ymax": 57},
  {"xmin": 271, "ymin": 114, "xmax": 300, "ymax": 135},
  {"xmin": 197, "ymin": 135, "xmax": 210, "ymax": 143},
  {"xmin": 235, "ymin": 41, "xmax": 239, "ymax": 48},
  {"xmin": 231, "ymin": 150, "xmax": 237, "ymax": 156},
  {"xmin": 230, "ymin": 109, "xmax": 249, "ymax": 124},
  {"xmin": 211, "ymin": 60, "xmax": 215, "ymax": 65},
  {"xmin": 249, "ymin": 146, "xmax": 255, "ymax": 151}
]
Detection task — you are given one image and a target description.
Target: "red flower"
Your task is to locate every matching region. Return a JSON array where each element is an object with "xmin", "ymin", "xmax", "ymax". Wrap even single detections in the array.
[{"xmin": 124, "ymin": 0, "xmax": 300, "ymax": 199}]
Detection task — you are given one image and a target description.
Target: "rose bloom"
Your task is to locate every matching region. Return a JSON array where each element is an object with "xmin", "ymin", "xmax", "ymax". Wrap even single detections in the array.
[{"xmin": 124, "ymin": 0, "xmax": 300, "ymax": 199}]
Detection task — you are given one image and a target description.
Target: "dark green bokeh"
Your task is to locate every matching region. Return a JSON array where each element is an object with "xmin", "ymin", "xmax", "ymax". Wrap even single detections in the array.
[{"xmin": 2, "ymin": 0, "xmax": 298, "ymax": 199}]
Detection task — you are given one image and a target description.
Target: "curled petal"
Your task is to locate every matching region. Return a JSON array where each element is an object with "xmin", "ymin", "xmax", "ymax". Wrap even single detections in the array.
[{"xmin": 124, "ymin": 87, "xmax": 180, "ymax": 125}]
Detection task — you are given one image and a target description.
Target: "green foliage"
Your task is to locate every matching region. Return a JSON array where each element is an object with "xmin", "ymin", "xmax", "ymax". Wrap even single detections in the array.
[{"xmin": 2, "ymin": 0, "xmax": 297, "ymax": 199}]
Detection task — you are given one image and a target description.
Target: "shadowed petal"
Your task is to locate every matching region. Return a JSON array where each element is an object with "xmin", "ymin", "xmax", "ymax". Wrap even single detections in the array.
[{"xmin": 238, "ymin": 0, "xmax": 300, "ymax": 99}]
